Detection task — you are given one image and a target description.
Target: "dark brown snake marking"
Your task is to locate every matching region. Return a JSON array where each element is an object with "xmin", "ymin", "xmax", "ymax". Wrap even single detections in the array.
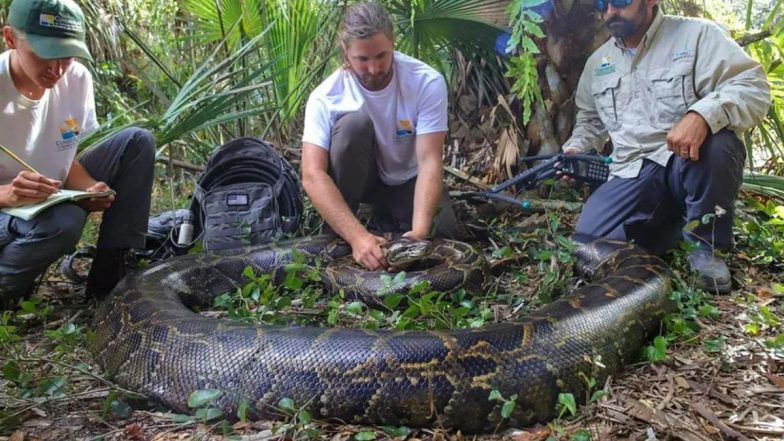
[{"xmin": 91, "ymin": 234, "xmax": 674, "ymax": 432}]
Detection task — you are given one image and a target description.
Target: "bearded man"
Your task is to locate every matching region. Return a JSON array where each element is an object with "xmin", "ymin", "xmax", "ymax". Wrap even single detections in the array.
[
  {"xmin": 301, "ymin": 1, "xmax": 456, "ymax": 270},
  {"xmin": 563, "ymin": 0, "xmax": 770, "ymax": 293}
]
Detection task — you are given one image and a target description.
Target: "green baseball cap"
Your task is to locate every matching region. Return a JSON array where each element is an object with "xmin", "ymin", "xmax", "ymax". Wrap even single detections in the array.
[{"xmin": 7, "ymin": 0, "xmax": 93, "ymax": 62}]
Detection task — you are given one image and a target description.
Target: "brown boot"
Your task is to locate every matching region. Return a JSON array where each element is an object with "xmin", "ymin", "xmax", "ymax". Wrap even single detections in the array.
[{"xmin": 84, "ymin": 248, "xmax": 135, "ymax": 300}]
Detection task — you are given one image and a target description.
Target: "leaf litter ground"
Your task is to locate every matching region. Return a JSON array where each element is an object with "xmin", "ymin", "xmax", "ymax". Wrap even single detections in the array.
[{"xmin": 1, "ymin": 193, "xmax": 782, "ymax": 441}]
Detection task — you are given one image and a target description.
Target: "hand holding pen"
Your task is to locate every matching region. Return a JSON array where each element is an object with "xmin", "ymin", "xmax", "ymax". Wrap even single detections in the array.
[{"xmin": 0, "ymin": 145, "xmax": 62, "ymax": 208}]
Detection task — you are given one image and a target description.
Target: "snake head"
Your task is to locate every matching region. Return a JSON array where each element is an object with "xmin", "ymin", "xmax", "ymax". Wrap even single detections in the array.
[{"xmin": 384, "ymin": 238, "xmax": 434, "ymax": 267}]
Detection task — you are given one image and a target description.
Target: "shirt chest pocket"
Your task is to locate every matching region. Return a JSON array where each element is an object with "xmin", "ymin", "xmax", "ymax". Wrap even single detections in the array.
[
  {"xmin": 647, "ymin": 63, "xmax": 694, "ymax": 127},
  {"xmin": 591, "ymin": 76, "xmax": 621, "ymax": 130}
]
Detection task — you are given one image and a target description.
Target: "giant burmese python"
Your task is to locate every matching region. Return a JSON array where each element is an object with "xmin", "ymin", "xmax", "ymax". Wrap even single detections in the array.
[{"xmin": 91, "ymin": 234, "xmax": 674, "ymax": 432}]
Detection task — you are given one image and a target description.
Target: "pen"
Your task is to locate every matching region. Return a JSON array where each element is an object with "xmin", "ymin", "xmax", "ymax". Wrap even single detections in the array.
[{"xmin": 0, "ymin": 144, "xmax": 60, "ymax": 193}]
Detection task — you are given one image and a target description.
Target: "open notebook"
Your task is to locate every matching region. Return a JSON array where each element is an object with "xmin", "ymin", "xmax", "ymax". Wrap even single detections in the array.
[{"xmin": 1, "ymin": 189, "xmax": 116, "ymax": 221}]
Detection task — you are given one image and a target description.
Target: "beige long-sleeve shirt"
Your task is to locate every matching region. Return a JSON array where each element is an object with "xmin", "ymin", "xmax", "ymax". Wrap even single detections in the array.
[{"xmin": 565, "ymin": 10, "xmax": 771, "ymax": 178}]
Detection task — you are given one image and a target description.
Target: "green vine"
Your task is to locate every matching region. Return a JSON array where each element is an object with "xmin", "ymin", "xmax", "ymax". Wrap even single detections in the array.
[{"xmin": 505, "ymin": 0, "xmax": 547, "ymax": 124}]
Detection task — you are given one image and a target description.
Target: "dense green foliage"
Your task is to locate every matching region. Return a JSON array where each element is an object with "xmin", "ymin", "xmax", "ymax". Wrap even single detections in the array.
[
  {"xmin": 1, "ymin": 0, "xmax": 780, "ymax": 168},
  {"xmin": 0, "ymin": 2, "xmax": 782, "ymax": 437}
]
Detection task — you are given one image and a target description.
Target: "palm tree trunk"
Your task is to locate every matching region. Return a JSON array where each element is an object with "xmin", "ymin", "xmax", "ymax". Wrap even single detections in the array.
[{"xmin": 451, "ymin": 0, "xmax": 606, "ymax": 180}]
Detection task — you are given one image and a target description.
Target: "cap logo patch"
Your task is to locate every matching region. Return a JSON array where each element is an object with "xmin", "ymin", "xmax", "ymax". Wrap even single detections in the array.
[{"xmin": 39, "ymin": 13, "xmax": 82, "ymax": 32}]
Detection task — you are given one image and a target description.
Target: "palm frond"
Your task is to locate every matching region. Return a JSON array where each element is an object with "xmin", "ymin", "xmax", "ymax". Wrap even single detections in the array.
[
  {"xmin": 154, "ymin": 27, "xmax": 280, "ymax": 147},
  {"xmin": 383, "ymin": 0, "xmax": 510, "ymax": 105},
  {"xmin": 182, "ymin": 0, "xmax": 264, "ymax": 47},
  {"xmin": 743, "ymin": 171, "xmax": 784, "ymax": 200},
  {"xmin": 264, "ymin": 0, "xmax": 343, "ymax": 124},
  {"xmin": 387, "ymin": 0, "xmax": 508, "ymax": 60},
  {"xmin": 123, "ymin": 26, "xmax": 181, "ymax": 88},
  {"xmin": 82, "ymin": 20, "xmax": 280, "ymax": 153}
]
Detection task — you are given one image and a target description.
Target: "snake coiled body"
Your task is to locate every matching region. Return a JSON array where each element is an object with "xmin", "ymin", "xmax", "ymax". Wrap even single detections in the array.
[{"xmin": 91, "ymin": 234, "xmax": 674, "ymax": 432}]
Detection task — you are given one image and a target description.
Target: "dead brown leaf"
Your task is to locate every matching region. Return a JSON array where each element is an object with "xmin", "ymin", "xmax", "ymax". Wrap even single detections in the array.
[
  {"xmin": 9, "ymin": 430, "xmax": 25, "ymax": 441},
  {"xmin": 431, "ymin": 430, "xmax": 447, "ymax": 441},
  {"xmin": 492, "ymin": 128, "xmax": 520, "ymax": 183},
  {"xmin": 511, "ymin": 427, "xmax": 551, "ymax": 441},
  {"xmin": 123, "ymin": 423, "xmax": 147, "ymax": 441},
  {"xmin": 764, "ymin": 372, "xmax": 784, "ymax": 389},
  {"xmin": 232, "ymin": 421, "xmax": 252, "ymax": 431},
  {"xmin": 757, "ymin": 286, "xmax": 773, "ymax": 300}
]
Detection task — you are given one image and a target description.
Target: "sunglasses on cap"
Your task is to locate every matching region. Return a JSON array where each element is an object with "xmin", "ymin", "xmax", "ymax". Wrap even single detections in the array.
[{"xmin": 594, "ymin": 0, "xmax": 633, "ymax": 11}]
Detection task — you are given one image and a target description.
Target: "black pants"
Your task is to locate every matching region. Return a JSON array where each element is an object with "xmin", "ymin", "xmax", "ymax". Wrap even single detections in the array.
[
  {"xmin": 0, "ymin": 127, "xmax": 155, "ymax": 299},
  {"xmin": 575, "ymin": 130, "xmax": 745, "ymax": 255}
]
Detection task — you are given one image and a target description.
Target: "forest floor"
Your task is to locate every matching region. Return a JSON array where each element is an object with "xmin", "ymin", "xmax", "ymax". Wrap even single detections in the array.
[{"xmin": 1, "ymin": 182, "xmax": 782, "ymax": 441}]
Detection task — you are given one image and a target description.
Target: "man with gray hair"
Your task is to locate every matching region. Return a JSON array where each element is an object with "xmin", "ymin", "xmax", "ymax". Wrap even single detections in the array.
[
  {"xmin": 301, "ymin": 1, "xmax": 456, "ymax": 270},
  {"xmin": 1, "ymin": 0, "xmax": 155, "ymax": 304}
]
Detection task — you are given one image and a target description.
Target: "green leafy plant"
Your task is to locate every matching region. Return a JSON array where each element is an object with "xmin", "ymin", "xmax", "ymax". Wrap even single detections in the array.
[
  {"xmin": 739, "ymin": 0, "xmax": 784, "ymax": 164},
  {"xmin": 703, "ymin": 335, "xmax": 728, "ymax": 354},
  {"xmin": 570, "ymin": 429, "xmax": 593, "ymax": 441},
  {"xmin": 43, "ymin": 323, "xmax": 83, "ymax": 354},
  {"xmin": 576, "ymin": 355, "xmax": 609, "ymax": 406},
  {"xmin": 663, "ymin": 250, "xmax": 721, "ymax": 341},
  {"xmin": 765, "ymin": 333, "xmax": 784, "ymax": 357},
  {"xmin": 505, "ymin": 0, "xmax": 546, "ymax": 124},
  {"xmin": 489, "ymin": 389, "xmax": 519, "ymax": 432},
  {"xmin": 556, "ymin": 392, "xmax": 577, "ymax": 419},
  {"xmin": 385, "ymin": 0, "xmax": 509, "ymax": 98},
  {"xmin": 101, "ymin": 389, "xmax": 133, "ymax": 419},
  {"xmin": 644, "ymin": 335, "xmax": 669, "ymax": 362},
  {"xmin": 376, "ymin": 271, "xmax": 410, "ymax": 297},
  {"xmin": 16, "ymin": 297, "xmax": 53, "ymax": 321},
  {"xmin": 273, "ymin": 397, "xmax": 321, "ymax": 440},
  {"xmin": 0, "ymin": 310, "xmax": 21, "ymax": 346},
  {"xmin": 734, "ymin": 196, "xmax": 784, "ymax": 267},
  {"xmin": 182, "ymin": 0, "xmax": 340, "ymax": 141},
  {"xmin": 174, "ymin": 389, "xmax": 225, "ymax": 424},
  {"xmin": 80, "ymin": 20, "xmax": 281, "ymax": 161},
  {"xmin": 379, "ymin": 425, "xmax": 411, "ymax": 438},
  {"xmin": 743, "ymin": 304, "xmax": 782, "ymax": 336}
]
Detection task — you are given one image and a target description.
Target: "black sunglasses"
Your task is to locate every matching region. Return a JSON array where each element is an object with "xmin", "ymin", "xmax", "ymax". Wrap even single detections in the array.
[{"xmin": 594, "ymin": 0, "xmax": 633, "ymax": 11}]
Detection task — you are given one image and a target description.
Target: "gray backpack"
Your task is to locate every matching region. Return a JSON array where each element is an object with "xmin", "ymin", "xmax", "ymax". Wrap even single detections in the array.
[{"xmin": 191, "ymin": 137, "xmax": 302, "ymax": 251}]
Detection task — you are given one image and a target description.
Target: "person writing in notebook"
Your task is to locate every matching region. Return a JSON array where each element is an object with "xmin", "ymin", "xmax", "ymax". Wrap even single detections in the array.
[{"xmin": 0, "ymin": 0, "xmax": 155, "ymax": 303}]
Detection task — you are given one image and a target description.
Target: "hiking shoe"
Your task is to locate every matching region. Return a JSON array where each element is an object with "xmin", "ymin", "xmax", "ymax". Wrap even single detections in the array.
[
  {"xmin": 687, "ymin": 249, "xmax": 732, "ymax": 294},
  {"xmin": 84, "ymin": 248, "xmax": 135, "ymax": 300}
]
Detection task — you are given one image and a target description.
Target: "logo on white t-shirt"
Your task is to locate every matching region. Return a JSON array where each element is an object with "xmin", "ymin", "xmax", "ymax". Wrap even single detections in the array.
[
  {"xmin": 395, "ymin": 119, "xmax": 415, "ymax": 143},
  {"xmin": 56, "ymin": 117, "xmax": 80, "ymax": 150}
]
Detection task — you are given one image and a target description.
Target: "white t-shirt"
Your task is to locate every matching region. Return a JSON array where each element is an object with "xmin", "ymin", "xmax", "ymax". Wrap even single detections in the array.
[
  {"xmin": 302, "ymin": 51, "xmax": 448, "ymax": 186},
  {"xmin": 0, "ymin": 50, "xmax": 98, "ymax": 184}
]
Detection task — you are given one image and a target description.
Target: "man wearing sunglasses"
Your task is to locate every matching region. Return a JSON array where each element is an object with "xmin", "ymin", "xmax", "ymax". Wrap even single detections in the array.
[{"xmin": 562, "ymin": 0, "xmax": 770, "ymax": 293}]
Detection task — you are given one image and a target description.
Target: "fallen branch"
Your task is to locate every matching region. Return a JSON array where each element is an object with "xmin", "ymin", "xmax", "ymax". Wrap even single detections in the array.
[
  {"xmin": 17, "ymin": 357, "xmax": 145, "ymax": 399},
  {"xmin": 156, "ymin": 156, "xmax": 204, "ymax": 173},
  {"xmin": 727, "ymin": 423, "xmax": 784, "ymax": 436},
  {"xmin": 656, "ymin": 371, "xmax": 675, "ymax": 411},
  {"xmin": 450, "ymin": 190, "xmax": 584, "ymax": 212},
  {"xmin": 691, "ymin": 401, "xmax": 751, "ymax": 441},
  {"xmin": 624, "ymin": 398, "xmax": 713, "ymax": 441},
  {"xmin": 444, "ymin": 165, "xmax": 491, "ymax": 190},
  {"xmin": 685, "ymin": 379, "xmax": 736, "ymax": 406},
  {"xmin": 737, "ymin": 30, "xmax": 772, "ymax": 47}
]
